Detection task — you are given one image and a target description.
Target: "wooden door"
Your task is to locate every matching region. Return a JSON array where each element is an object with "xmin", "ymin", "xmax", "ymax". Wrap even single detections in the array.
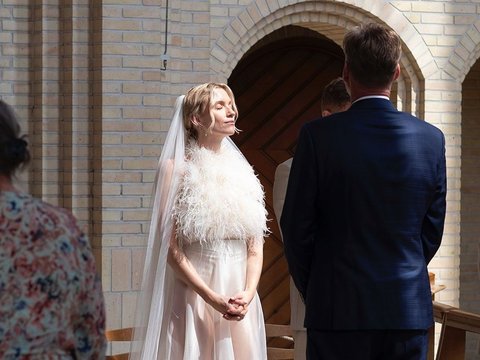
[{"xmin": 229, "ymin": 27, "xmax": 344, "ymax": 324}]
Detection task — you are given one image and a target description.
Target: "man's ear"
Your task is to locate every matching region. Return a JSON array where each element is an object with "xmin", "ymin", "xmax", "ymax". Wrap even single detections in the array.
[
  {"xmin": 322, "ymin": 110, "xmax": 332, "ymax": 117},
  {"xmin": 342, "ymin": 63, "xmax": 350, "ymax": 84},
  {"xmin": 393, "ymin": 64, "xmax": 401, "ymax": 81}
]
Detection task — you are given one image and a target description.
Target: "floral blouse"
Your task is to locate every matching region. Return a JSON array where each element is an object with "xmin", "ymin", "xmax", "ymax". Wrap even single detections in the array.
[{"xmin": 0, "ymin": 190, "xmax": 106, "ymax": 359}]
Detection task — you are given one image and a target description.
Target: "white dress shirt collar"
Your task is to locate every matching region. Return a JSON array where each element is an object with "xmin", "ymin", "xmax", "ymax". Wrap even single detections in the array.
[{"xmin": 352, "ymin": 95, "xmax": 390, "ymax": 105}]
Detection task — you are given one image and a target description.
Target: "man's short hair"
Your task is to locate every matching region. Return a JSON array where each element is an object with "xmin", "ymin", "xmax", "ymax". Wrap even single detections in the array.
[
  {"xmin": 343, "ymin": 23, "xmax": 402, "ymax": 89},
  {"xmin": 321, "ymin": 77, "xmax": 351, "ymax": 114}
]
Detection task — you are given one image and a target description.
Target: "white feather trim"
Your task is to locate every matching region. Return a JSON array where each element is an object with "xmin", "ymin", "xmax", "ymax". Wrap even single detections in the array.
[{"xmin": 173, "ymin": 141, "xmax": 268, "ymax": 249}]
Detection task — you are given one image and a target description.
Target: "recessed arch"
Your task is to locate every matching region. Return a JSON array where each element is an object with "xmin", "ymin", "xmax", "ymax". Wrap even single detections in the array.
[
  {"xmin": 460, "ymin": 53, "xmax": 480, "ymax": 359},
  {"xmin": 210, "ymin": 0, "xmax": 435, "ymax": 119},
  {"xmin": 444, "ymin": 19, "xmax": 480, "ymax": 82}
]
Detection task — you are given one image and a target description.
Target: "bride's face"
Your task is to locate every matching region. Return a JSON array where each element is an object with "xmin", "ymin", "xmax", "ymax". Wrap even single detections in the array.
[{"xmin": 198, "ymin": 88, "xmax": 237, "ymax": 138}]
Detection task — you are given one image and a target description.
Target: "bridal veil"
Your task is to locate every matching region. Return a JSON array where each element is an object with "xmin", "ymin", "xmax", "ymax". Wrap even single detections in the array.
[{"xmin": 129, "ymin": 95, "xmax": 186, "ymax": 359}]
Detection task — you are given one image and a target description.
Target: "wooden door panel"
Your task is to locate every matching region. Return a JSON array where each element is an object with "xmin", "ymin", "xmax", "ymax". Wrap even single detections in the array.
[{"xmin": 236, "ymin": 58, "xmax": 330, "ymax": 147}]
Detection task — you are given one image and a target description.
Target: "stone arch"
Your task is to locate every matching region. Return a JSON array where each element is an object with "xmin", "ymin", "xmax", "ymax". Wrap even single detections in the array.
[
  {"xmin": 211, "ymin": 0, "xmax": 435, "ymax": 117},
  {"xmin": 444, "ymin": 19, "xmax": 480, "ymax": 82}
]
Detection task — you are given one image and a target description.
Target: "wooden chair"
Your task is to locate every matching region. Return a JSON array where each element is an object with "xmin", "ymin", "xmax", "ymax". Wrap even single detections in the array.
[
  {"xmin": 265, "ymin": 323, "xmax": 295, "ymax": 360},
  {"xmin": 106, "ymin": 324, "xmax": 294, "ymax": 359},
  {"xmin": 105, "ymin": 327, "xmax": 133, "ymax": 360}
]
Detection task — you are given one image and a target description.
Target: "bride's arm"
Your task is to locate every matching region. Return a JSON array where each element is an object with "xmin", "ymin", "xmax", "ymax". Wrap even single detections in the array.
[
  {"xmin": 167, "ymin": 229, "xmax": 244, "ymax": 320},
  {"xmin": 230, "ymin": 237, "xmax": 263, "ymax": 309}
]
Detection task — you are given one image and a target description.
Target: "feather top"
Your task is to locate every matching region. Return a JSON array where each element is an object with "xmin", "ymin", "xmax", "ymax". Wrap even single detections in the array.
[{"xmin": 173, "ymin": 141, "xmax": 268, "ymax": 249}]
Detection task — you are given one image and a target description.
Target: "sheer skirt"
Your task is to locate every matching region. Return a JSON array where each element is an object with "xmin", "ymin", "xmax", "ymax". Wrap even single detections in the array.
[{"xmin": 159, "ymin": 240, "xmax": 267, "ymax": 360}]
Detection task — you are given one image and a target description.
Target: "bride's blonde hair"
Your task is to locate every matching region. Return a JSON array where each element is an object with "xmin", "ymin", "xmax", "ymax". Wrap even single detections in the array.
[{"xmin": 183, "ymin": 82, "xmax": 238, "ymax": 140}]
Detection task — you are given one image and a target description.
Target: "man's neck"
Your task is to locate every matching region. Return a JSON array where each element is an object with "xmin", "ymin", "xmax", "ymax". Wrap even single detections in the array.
[
  {"xmin": 350, "ymin": 88, "xmax": 391, "ymax": 102},
  {"xmin": 344, "ymin": 73, "xmax": 392, "ymax": 102}
]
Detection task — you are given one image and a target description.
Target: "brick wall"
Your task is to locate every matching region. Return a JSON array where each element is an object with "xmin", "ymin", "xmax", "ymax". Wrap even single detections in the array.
[{"xmin": 102, "ymin": 0, "xmax": 161, "ymax": 330}]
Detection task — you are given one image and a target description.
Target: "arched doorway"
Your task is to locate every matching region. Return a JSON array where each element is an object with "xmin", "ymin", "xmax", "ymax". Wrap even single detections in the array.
[
  {"xmin": 461, "ymin": 59, "xmax": 480, "ymax": 358},
  {"xmin": 228, "ymin": 25, "xmax": 344, "ymax": 324}
]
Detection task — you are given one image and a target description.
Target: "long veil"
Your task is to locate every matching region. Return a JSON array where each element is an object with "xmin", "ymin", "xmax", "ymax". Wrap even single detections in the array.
[
  {"xmin": 129, "ymin": 95, "xmax": 186, "ymax": 359},
  {"xmin": 129, "ymin": 95, "xmax": 243, "ymax": 359}
]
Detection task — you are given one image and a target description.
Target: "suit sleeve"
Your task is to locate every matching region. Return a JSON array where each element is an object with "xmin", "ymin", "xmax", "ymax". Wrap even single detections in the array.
[
  {"xmin": 272, "ymin": 163, "xmax": 289, "ymax": 226},
  {"xmin": 280, "ymin": 124, "xmax": 319, "ymax": 299},
  {"xmin": 422, "ymin": 132, "xmax": 447, "ymax": 264}
]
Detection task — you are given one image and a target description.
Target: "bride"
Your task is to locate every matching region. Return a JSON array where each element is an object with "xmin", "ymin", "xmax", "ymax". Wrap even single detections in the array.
[{"xmin": 130, "ymin": 83, "xmax": 268, "ymax": 359}]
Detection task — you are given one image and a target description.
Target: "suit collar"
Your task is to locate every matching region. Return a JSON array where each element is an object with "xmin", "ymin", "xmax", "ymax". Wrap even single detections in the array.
[{"xmin": 349, "ymin": 97, "xmax": 396, "ymax": 111}]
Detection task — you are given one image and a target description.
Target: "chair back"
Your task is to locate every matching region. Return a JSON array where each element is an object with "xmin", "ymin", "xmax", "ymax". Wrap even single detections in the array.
[
  {"xmin": 266, "ymin": 323, "xmax": 295, "ymax": 360},
  {"xmin": 105, "ymin": 327, "xmax": 133, "ymax": 360}
]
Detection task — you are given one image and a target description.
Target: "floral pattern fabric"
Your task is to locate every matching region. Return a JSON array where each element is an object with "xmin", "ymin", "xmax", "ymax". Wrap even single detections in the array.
[{"xmin": 0, "ymin": 190, "xmax": 106, "ymax": 359}]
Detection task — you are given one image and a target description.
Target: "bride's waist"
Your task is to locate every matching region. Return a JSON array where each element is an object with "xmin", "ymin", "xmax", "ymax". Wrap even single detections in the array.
[{"xmin": 182, "ymin": 238, "xmax": 247, "ymax": 255}]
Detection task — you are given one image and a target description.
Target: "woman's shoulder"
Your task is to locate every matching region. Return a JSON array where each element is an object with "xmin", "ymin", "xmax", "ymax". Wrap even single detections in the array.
[
  {"xmin": 34, "ymin": 194, "xmax": 80, "ymax": 227},
  {"xmin": 1, "ymin": 190, "xmax": 85, "ymax": 244}
]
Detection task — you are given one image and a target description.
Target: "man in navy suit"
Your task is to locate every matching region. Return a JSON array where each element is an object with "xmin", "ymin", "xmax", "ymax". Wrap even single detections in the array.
[{"xmin": 281, "ymin": 23, "xmax": 446, "ymax": 360}]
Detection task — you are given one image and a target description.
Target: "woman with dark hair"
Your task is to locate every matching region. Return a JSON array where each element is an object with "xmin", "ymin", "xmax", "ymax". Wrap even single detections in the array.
[{"xmin": 0, "ymin": 100, "xmax": 106, "ymax": 359}]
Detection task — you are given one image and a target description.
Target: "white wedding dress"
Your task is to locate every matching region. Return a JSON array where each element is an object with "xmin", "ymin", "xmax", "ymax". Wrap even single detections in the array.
[{"xmin": 157, "ymin": 141, "xmax": 268, "ymax": 360}]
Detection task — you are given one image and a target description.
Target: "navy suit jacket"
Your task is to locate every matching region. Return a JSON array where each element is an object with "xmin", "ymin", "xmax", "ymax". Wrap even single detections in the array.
[{"xmin": 280, "ymin": 98, "xmax": 446, "ymax": 331}]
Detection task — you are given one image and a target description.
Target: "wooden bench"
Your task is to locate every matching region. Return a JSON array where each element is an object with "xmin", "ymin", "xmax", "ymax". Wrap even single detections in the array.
[
  {"xmin": 431, "ymin": 301, "xmax": 480, "ymax": 360},
  {"xmin": 434, "ymin": 301, "xmax": 480, "ymax": 360}
]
